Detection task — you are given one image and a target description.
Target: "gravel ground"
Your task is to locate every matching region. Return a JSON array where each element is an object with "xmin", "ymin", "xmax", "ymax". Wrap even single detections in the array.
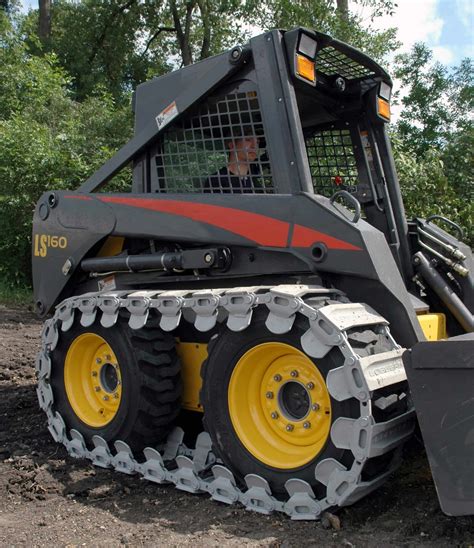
[{"xmin": 0, "ymin": 304, "xmax": 473, "ymax": 547}]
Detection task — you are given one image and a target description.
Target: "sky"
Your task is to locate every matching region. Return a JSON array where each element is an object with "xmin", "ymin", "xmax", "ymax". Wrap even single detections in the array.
[
  {"xmin": 353, "ymin": 0, "xmax": 473, "ymax": 66},
  {"xmin": 21, "ymin": 0, "xmax": 473, "ymax": 67}
]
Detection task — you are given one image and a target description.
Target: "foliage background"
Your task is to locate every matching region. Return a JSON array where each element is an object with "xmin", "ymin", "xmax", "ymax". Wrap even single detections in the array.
[{"xmin": 0, "ymin": 1, "xmax": 472, "ymax": 288}]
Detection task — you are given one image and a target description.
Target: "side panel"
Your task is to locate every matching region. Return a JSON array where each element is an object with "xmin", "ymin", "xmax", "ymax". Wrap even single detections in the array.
[
  {"xmin": 33, "ymin": 191, "xmax": 422, "ymax": 347},
  {"xmin": 32, "ymin": 192, "xmax": 116, "ymax": 315}
]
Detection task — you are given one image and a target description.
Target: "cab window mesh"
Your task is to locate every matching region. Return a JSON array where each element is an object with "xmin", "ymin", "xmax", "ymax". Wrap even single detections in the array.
[
  {"xmin": 155, "ymin": 92, "xmax": 273, "ymax": 194},
  {"xmin": 305, "ymin": 128, "xmax": 358, "ymax": 196},
  {"xmin": 316, "ymin": 47, "xmax": 375, "ymax": 80}
]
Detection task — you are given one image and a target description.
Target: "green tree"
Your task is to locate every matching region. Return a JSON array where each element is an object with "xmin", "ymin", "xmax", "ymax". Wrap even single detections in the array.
[
  {"xmin": 22, "ymin": 0, "xmax": 150, "ymax": 102},
  {"xmin": 393, "ymin": 44, "xmax": 473, "ymax": 243},
  {"xmin": 22, "ymin": 1, "xmax": 252, "ymax": 103},
  {"xmin": 0, "ymin": 14, "xmax": 132, "ymax": 286},
  {"xmin": 394, "ymin": 44, "xmax": 473, "ymax": 154}
]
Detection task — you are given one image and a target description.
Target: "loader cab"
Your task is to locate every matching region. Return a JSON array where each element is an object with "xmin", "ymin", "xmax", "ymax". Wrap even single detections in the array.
[{"xmin": 130, "ymin": 28, "xmax": 411, "ymax": 281}]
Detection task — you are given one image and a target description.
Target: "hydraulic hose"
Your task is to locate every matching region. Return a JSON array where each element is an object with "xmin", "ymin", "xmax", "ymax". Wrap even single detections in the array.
[{"xmin": 414, "ymin": 252, "xmax": 474, "ymax": 333}]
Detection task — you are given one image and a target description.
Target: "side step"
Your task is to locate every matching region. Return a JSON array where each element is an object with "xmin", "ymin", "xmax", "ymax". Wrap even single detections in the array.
[{"xmin": 403, "ymin": 334, "xmax": 474, "ymax": 517}]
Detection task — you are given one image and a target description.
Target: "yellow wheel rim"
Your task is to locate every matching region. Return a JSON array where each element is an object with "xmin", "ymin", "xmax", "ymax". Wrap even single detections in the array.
[
  {"xmin": 228, "ymin": 342, "xmax": 332, "ymax": 469},
  {"xmin": 64, "ymin": 333, "xmax": 122, "ymax": 427}
]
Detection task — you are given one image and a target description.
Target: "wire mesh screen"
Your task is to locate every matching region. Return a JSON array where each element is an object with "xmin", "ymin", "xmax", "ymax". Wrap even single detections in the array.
[
  {"xmin": 306, "ymin": 128, "xmax": 359, "ymax": 197},
  {"xmin": 316, "ymin": 47, "xmax": 375, "ymax": 80},
  {"xmin": 155, "ymin": 92, "xmax": 273, "ymax": 193}
]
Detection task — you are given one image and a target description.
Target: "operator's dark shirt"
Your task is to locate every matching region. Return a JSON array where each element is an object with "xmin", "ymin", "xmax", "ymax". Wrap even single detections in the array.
[{"xmin": 203, "ymin": 165, "xmax": 261, "ymax": 193}]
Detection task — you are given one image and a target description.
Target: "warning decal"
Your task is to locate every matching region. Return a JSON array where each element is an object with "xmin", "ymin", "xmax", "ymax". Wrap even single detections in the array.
[{"xmin": 155, "ymin": 101, "xmax": 179, "ymax": 131}]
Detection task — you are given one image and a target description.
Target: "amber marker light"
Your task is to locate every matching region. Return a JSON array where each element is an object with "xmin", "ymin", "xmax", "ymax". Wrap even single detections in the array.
[
  {"xmin": 378, "ymin": 97, "xmax": 391, "ymax": 121},
  {"xmin": 296, "ymin": 54, "xmax": 316, "ymax": 83}
]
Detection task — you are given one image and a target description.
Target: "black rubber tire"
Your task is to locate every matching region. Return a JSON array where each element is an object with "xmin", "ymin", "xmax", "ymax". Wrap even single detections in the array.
[
  {"xmin": 201, "ymin": 312, "xmax": 358, "ymax": 497},
  {"xmin": 50, "ymin": 312, "xmax": 181, "ymax": 452}
]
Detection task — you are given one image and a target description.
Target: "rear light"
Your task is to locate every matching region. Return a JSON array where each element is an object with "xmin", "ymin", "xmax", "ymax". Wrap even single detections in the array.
[
  {"xmin": 296, "ymin": 54, "xmax": 315, "ymax": 83},
  {"xmin": 297, "ymin": 33, "xmax": 317, "ymax": 59},
  {"xmin": 377, "ymin": 97, "xmax": 391, "ymax": 121},
  {"xmin": 379, "ymin": 81, "xmax": 391, "ymax": 101}
]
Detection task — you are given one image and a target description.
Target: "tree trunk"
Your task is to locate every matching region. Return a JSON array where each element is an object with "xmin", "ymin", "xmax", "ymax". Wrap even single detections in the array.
[
  {"xmin": 39, "ymin": 0, "xmax": 52, "ymax": 42},
  {"xmin": 336, "ymin": 0, "xmax": 349, "ymax": 23},
  {"xmin": 198, "ymin": 0, "xmax": 211, "ymax": 60},
  {"xmin": 170, "ymin": 0, "xmax": 195, "ymax": 66}
]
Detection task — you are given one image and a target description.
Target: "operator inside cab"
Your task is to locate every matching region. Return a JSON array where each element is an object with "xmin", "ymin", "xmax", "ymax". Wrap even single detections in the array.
[{"xmin": 204, "ymin": 126, "xmax": 264, "ymax": 193}]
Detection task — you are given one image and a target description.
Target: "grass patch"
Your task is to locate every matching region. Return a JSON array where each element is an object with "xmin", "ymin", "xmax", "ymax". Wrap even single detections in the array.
[{"xmin": 0, "ymin": 278, "xmax": 32, "ymax": 307}]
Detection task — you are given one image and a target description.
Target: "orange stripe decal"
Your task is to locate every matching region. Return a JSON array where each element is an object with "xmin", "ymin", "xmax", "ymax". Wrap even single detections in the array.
[
  {"xmin": 64, "ymin": 195, "xmax": 361, "ymax": 250},
  {"xmin": 291, "ymin": 224, "xmax": 361, "ymax": 250},
  {"xmin": 98, "ymin": 196, "xmax": 290, "ymax": 247}
]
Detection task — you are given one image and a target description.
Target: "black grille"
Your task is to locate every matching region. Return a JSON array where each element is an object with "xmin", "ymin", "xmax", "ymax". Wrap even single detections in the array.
[
  {"xmin": 306, "ymin": 128, "xmax": 358, "ymax": 196},
  {"xmin": 317, "ymin": 47, "xmax": 375, "ymax": 80},
  {"xmin": 155, "ymin": 92, "xmax": 273, "ymax": 194}
]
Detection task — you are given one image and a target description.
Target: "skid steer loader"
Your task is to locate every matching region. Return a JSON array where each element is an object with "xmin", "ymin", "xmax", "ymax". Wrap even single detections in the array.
[{"xmin": 32, "ymin": 28, "xmax": 474, "ymax": 519}]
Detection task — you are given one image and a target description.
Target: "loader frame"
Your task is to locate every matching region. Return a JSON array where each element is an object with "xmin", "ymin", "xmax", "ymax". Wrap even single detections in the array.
[{"xmin": 32, "ymin": 26, "xmax": 474, "ymax": 518}]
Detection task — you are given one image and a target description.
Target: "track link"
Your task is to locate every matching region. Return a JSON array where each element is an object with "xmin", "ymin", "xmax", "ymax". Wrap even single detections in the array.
[{"xmin": 36, "ymin": 284, "xmax": 416, "ymax": 520}]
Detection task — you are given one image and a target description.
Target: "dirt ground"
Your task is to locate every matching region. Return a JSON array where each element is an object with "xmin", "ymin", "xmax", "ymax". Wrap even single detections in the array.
[{"xmin": 0, "ymin": 305, "xmax": 472, "ymax": 547}]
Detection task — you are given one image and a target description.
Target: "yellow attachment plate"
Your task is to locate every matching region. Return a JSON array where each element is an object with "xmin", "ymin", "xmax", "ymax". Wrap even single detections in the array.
[
  {"xmin": 228, "ymin": 342, "xmax": 331, "ymax": 470},
  {"xmin": 97, "ymin": 236, "xmax": 124, "ymax": 257},
  {"xmin": 64, "ymin": 333, "xmax": 122, "ymax": 427},
  {"xmin": 176, "ymin": 341, "xmax": 208, "ymax": 412},
  {"xmin": 417, "ymin": 313, "xmax": 447, "ymax": 341}
]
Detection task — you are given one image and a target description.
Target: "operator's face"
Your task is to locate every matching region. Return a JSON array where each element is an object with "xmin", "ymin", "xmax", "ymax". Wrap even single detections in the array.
[{"xmin": 231, "ymin": 136, "xmax": 259, "ymax": 163}]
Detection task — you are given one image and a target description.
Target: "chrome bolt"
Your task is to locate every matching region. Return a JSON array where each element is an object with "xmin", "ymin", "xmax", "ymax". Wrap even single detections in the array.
[
  {"xmin": 311, "ymin": 403, "xmax": 320, "ymax": 411},
  {"xmin": 103, "ymin": 395, "xmax": 109, "ymax": 401},
  {"xmin": 271, "ymin": 411, "xmax": 278, "ymax": 419},
  {"xmin": 273, "ymin": 374, "xmax": 282, "ymax": 382},
  {"xmin": 286, "ymin": 424, "xmax": 294, "ymax": 432},
  {"xmin": 94, "ymin": 386, "xmax": 101, "ymax": 392},
  {"xmin": 91, "ymin": 371, "xmax": 98, "ymax": 377},
  {"xmin": 266, "ymin": 391, "xmax": 274, "ymax": 399},
  {"xmin": 303, "ymin": 421, "xmax": 311, "ymax": 429},
  {"xmin": 204, "ymin": 253, "xmax": 213, "ymax": 264},
  {"xmin": 117, "ymin": 380, "xmax": 121, "ymax": 385},
  {"xmin": 290, "ymin": 370, "xmax": 298, "ymax": 378},
  {"xmin": 306, "ymin": 382, "xmax": 314, "ymax": 390},
  {"xmin": 96, "ymin": 358, "xmax": 102, "ymax": 365}
]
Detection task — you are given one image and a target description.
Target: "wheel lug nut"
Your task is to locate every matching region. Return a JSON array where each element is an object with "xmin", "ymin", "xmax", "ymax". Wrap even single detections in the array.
[
  {"xmin": 286, "ymin": 424, "xmax": 294, "ymax": 432},
  {"xmin": 312, "ymin": 403, "xmax": 320, "ymax": 411},
  {"xmin": 306, "ymin": 382, "xmax": 314, "ymax": 390},
  {"xmin": 96, "ymin": 358, "xmax": 102, "ymax": 364},
  {"xmin": 94, "ymin": 386, "xmax": 101, "ymax": 392},
  {"xmin": 271, "ymin": 411, "xmax": 278, "ymax": 419},
  {"xmin": 290, "ymin": 370, "xmax": 298, "ymax": 378},
  {"xmin": 266, "ymin": 391, "xmax": 274, "ymax": 399},
  {"xmin": 303, "ymin": 421, "xmax": 311, "ymax": 429},
  {"xmin": 103, "ymin": 395, "xmax": 109, "ymax": 401},
  {"xmin": 105, "ymin": 354, "xmax": 111, "ymax": 361},
  {"xmin": 273, "ymin": 374, "xmax": 282, "ymax": 382},
  {"xmin": 91, "ymin": 371, "xmax": 98, "ymax": 377},
  {"xmin": 114, "ymin": 393, "xmax": 119, "ymax": 399}
]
